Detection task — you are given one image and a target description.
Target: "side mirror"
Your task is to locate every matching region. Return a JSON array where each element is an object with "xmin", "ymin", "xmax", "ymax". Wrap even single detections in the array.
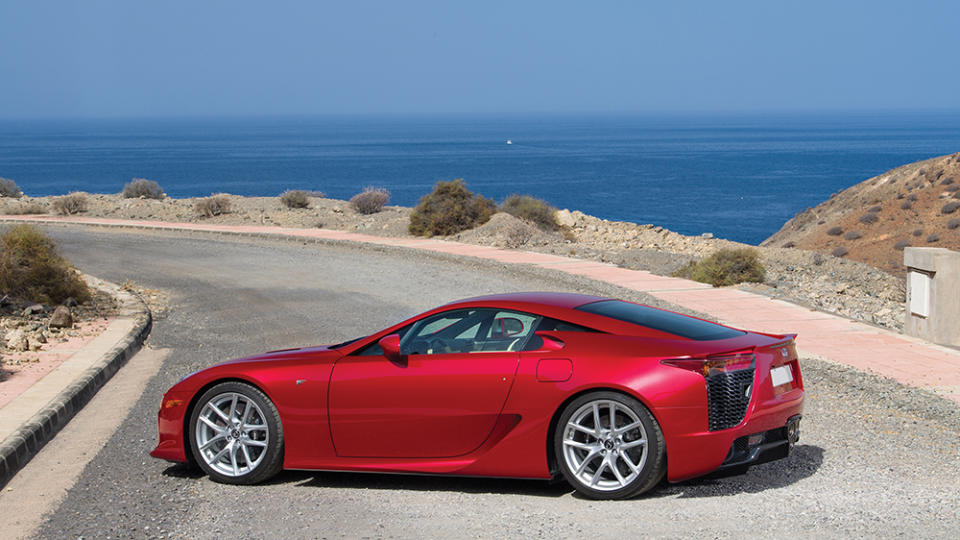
[{"xmin": 378, "ymin": 334, "xmax": 403, "ymax": 362}]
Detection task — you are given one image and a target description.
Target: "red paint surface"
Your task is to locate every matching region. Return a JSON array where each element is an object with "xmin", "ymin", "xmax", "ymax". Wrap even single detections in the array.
[{"xmin": 150, "ymin": 293, "xmax": 804, "ymax": 482}]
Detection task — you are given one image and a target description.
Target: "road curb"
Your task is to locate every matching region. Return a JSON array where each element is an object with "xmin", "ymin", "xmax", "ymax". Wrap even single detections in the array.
[{"xmin": 0, "ymin": 278, "xmax": 152, "ymax": 489}]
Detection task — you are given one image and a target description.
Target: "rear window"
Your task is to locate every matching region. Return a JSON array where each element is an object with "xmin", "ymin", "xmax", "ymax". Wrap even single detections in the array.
[{"xmin": 575, "ymin": 300, "xmax": 744, "ymax": 341}]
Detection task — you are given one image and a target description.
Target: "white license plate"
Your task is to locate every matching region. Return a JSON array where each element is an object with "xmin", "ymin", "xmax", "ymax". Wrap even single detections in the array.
[{"xmin": 770, "ymin": 365, "xmax": 794, "ymax": 387}]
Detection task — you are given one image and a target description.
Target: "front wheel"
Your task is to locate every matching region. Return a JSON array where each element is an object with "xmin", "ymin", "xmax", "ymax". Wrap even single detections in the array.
[
  {"xmin": 189, "ymin": 381, "xmax": 284, "ymax": 484},
  {"xmin": 554, "ymin": 391, "xmax": 665, "ymax": 499}
]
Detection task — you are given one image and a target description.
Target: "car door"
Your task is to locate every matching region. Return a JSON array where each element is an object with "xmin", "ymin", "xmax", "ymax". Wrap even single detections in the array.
[{"xmin": 328, "ymin": 308, "xmax": 537, "ymax": 458}]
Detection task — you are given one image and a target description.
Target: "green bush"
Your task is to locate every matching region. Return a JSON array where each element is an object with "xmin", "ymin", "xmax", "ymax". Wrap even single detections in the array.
[
  {"xmin": 672, "ymin": 248, "xmax": 766, "ymax": 287},
  {"xmin": 0, "ymin": 177, "xmax": 23, "ymax": 198},
  {"xmin": 51, "ymin": 193, "xmax": 88, "ymax": 215},
  {"xmin": 0, "ymin": 224, "xmax": 91, "ymax": 304},
  {"xmin": 350, "ymin": 187, "xmax": 390, "ymax": 215},
  {"xmin": 122, "ymin": 178, "xmax": 164, "ymax": 199},
  {"xmin": 194, "ymin": 195, "xmax": 232, "ymax": 217},
  {"xmin": 408, "ymin": 179, "xmax": 496, "ymax": 237},
  {"xmin": 280, "ymin": 190, "xmax": 310, "ymax": 209},
  {"xmin": 500, "ymin": 194, "xmax": 559, "ymax": 231}
]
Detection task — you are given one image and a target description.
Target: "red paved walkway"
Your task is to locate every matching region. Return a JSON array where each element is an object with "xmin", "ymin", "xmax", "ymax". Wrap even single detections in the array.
[{"xmin": 5, "ymin": 214, "xmax": 959, "ymax": 404}]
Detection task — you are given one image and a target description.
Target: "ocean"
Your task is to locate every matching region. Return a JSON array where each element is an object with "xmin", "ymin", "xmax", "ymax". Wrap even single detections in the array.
[{"xmin": 2, "ymin": 112, "xmax": 960, "ymax": 245}]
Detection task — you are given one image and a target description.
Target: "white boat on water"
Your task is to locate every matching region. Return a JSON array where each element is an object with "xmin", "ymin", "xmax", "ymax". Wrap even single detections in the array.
[{"xmin": 506, "ymin": 139, "xmax": 512, "ymax": 145}]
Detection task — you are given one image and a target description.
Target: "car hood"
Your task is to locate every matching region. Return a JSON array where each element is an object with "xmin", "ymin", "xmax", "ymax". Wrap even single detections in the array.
[{"xmin": 169, "ymin": 345, "xmax": 342, "ymax": 394}]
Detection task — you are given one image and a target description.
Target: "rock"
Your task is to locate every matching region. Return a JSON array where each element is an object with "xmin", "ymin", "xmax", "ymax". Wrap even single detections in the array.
[
  {"xmin": 556, "ymin": 209, "xmax": 577, "ymax": 228},
  {"xmin": 5, "ymin": 328, "xmax": 29, "ymax": 351},
  {"xmin": 49, "ymin": 306, "xmax": 73, "ymax": 328},
  {"xmin": 23, "ymin": 303, "xmax": 45, "ymax": 316},
  {"xmin": 64, "ymin": 297, "xmax": 79, "ymax": 307}
]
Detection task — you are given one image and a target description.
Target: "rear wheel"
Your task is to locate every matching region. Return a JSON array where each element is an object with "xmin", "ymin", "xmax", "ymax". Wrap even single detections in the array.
[
  {"xmin": 189, "ymin": 381, "xmax": 284, "ymax": 484},
  {"xmin": 554, "ymin": 391, "xmax": 665, "ymax": 499}
]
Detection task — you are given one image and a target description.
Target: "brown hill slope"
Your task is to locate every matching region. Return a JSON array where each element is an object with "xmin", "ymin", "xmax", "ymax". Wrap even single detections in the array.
[{"xmin": 763, "ymin": 152, "xmax": 960, "ymax": 274}]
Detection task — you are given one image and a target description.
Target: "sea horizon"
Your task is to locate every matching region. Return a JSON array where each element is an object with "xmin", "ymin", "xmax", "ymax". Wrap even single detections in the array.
[{"xmin": 3, "ymin": 110, "xmax": 960, "ymax": 245}]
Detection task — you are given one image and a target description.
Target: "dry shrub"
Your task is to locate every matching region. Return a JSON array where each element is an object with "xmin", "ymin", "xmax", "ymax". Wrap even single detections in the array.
[
  {"xmin": 0, "ymin": 224, "xmax": 90, "ymax": 304},
  {"xmin": 826, "ymin": 226, "xmax": 843, "ymax": 236},
  {"xmin": 280, "ymin": 190, "xmax": 310, "ymax": 209},
  {"xmin": 4, "ymin": 202, "xmax": 46, "ymax": 215},
  {"xmin": 831, "ymin": 246, "xmax": 849, "ymax": 257},
  {"xmin": 941, "ymin": 201, "xmax": 960, "ymax": 214},
  {"xmin": 350, "ymin": 187, "xmax": 390, "ymax": 215},
  {"xmin": 859, "ymin": 213, "xmax": 879, "ymax": 224},
  {"xmin": 500, "ymin": 194, "xmax": 559, "ymax": 231},
  {"xmin": 943, "ymin": 177, "xmax": 955, "ymax": 185},
  {"xmin": 194, "ymin": 195, "xmax": 232, "ymax": 217},
  {"xmin": 907, "ymin": 193, "xmax": 918, "ymax": 201},
  {"xmin": 408, "ymin": 179, "xmax": 496, "ymax": 237},
  {"xmin": 122, "ymin": 178, "xmax": 164, "ymax": 199},
  {"xmin": 672, "ymin": 248, "xmax": 765, "ymax": 287},
  {"xmin": 913, "ymin": 229, "xmax": 923, "ymax": 237},
  {"xmin": 0, "ymin": 177, "xmax": 23, "ymax": 198},
  {"xmin": 894, "ymin": 240, "xmax": 910, "ymax": 251},
  {"xmin": 51, "ymin": 193, "xmax": 88, "ymax": 215},
  {"xmin": 844, "ymin": 230, "xmax": 862, "ymax": 240},
  {"xmin": 782, "ymin": 241, "xmax": 795, "ymax": 248},
  {"xmin": 867, "ymin": 205, "xmax": 882, "ymax": 213},
  {"xmin": 900, "ymin": 201, "xmax": 912, "ymax": 210},
  {"xmin": 503, "ymin": 220, "xmax": 536, "ymax": 248},
  {"xmin": 947, "ymin": 219, "xmax": 960, "ymax": 230},
  {"xmin": 947, "ymin": 185, "xmax": 960, "ymax": 192},
  {"xmin": 927, "ymin": 234, "xmax": 940, "ymax": 243}
]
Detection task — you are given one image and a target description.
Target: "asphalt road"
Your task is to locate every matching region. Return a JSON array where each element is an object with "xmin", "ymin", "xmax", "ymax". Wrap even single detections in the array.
[{"xmin": 13, "ymin": 227, "xmax": 960, "ymax": 538}]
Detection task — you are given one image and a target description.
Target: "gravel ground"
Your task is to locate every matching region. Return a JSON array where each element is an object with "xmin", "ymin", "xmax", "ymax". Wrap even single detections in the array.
[{"xmin": 24, "ymin": 226, "xmax": 960, "ymax": 539}]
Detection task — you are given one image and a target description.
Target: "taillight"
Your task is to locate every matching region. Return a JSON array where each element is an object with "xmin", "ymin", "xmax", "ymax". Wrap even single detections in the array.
[{"xmin": 661, "ymin": 350, "xmax": 756, "ymax": 377}]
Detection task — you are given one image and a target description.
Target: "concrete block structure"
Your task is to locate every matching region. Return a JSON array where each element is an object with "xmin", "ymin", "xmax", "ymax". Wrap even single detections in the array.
[{"xmin": 904, "ymin": 247, "xmax": 960, "ymax": 347}]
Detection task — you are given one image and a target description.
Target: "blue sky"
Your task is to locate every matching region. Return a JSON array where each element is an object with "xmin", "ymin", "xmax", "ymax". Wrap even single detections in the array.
[{"xmin": 1, "ymin": 0, "xmax": 958, "ymax": 118}]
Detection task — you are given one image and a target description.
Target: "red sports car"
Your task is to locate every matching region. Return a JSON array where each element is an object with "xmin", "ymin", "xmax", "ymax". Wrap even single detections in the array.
[{"xmin": 151, "ymin": 292, "xmax": 804, "ymax": 499}]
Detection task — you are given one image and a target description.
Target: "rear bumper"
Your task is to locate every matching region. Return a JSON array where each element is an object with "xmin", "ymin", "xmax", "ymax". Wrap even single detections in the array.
[
  {"xmin": 659, "ymin": 386, "xmax": 804, "ymax": 482},
  {"xmin": 712, "ymin": 414, "xmax": 801, "ymax": 476}
]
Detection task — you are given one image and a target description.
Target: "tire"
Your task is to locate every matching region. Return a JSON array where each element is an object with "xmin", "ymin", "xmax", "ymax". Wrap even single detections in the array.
[
  {"xmin": 189, "ymin": 381, "xmax": 284, "ymax": 485},
  {"xmin": 553, "ymin": 391, "xmax": 665, "ymax": 500}
]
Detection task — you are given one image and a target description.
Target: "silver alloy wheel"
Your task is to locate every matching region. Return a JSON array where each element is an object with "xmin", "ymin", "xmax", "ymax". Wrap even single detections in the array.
[
  {"xmin": 561, "ymin": 399, "xmax": 648, "ymax": 492},
  {"xmin": 194, "ymin": 392, "xmax": 270, "ymax": 477}
]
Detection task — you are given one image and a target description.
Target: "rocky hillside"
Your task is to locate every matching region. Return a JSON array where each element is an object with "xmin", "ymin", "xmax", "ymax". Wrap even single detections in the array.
[
  {"xmin": 764, "ymin": 152, "xmax": 960, "ymax": 274},
  {"xmin": 2, "ymin": 187, "xmax": 908, "ymax": 331}
]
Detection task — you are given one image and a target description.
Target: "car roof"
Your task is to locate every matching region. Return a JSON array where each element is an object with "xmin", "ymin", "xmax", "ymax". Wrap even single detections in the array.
[{"xmin": 444, "ymin": 292, "xmax": 608, "ymax": 310}]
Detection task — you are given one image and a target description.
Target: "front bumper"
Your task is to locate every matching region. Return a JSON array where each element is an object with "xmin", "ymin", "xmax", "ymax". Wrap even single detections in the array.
[{"xmin": 149, "ymin": 390, "xmax": 190, "ymax": 463}]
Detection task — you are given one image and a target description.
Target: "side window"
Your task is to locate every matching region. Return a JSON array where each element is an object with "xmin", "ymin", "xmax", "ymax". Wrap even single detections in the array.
[
  {"xmin": 535, "ymin": 317, "xmax": 597, "ymax": 333},
  {"xmin": 476, "ymin": 311, "xmax": 538, "ymax": 352},
  {"xmin": 400, "ymin": 308, "xmax": 540, "ymax": 355}
]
